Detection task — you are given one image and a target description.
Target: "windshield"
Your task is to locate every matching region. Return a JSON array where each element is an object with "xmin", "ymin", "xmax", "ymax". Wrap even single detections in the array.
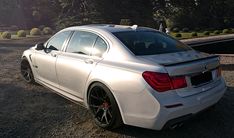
[{"xmin": 113, "ymin": 31, "xmax": 192, "ymax": 55}]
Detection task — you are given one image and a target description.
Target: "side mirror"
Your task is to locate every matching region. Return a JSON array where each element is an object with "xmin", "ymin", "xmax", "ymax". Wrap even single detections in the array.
[{"xmin": 35, "ymin": 43, "xmax": 45, "ymax": 50}]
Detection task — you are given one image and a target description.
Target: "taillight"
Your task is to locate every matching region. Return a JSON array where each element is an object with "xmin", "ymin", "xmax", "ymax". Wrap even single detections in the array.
[
  {"xmin": 216, "ymin": 67, "xmax": 222, "ymax": 77},
  {"xmin": 142, "ymin": 72, "xmax": 173, "ymax": 92},
  {"xmin": 171, "ymin": 76, "xmax": 187, "ymax": 89},
  {"xmin": 142, "ymin": 71, "xmax": 187, "ymax": 92}
]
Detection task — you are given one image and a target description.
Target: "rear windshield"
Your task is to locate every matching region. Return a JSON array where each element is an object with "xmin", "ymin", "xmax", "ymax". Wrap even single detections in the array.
[{"xmin": 113, "ymin": 31, "xmax": 191, "ymax": 55}]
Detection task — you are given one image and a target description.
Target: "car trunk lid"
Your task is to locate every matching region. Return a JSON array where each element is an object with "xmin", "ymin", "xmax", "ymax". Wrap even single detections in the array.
[{"xmin": 139, "ymin": 50, "xmax": 220, "ymax": 97}]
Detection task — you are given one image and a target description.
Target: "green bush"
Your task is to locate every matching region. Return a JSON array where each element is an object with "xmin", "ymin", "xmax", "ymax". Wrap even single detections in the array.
[
  {"xmin": 1, "ymin": 31, "xmax": 11, "ymax": 39},
  {"xmin": 17, "ymin": 30, "xmax": 27, "ymax": 37},
  {"xmin": 42, "ymin": 27, "xmax": 53, "ymax": 35},
  {"xmin": 165, "ymin": 19, "xmax": 174, "ymax": 29},
  {"xmin": 223, "ymin": 29, "xmax": 231, "ymax": 34},
  {"xmin": 203, "ymin": 31, "xmax": 210, "ymax": 36},
  {"xmin": 120, "ymin": 19, "xmax": 132, "ymax": 25},
  {"xmin": 182, "ymin": 27, "xmax": 189, "ymax": 32},
  {"xmin": 175, "ymin": 33, "xmax": 182, "ymax": 38},
  {"xmin": 214, "ymin": 30, "xmax": 221, "ymax": 35},
  {"xmin": 191, "ymin": 32, "xmax": 198, "ymax": 37},
  {"xmin": 172, "ymin": 27, "xmax": 180, "ymax": 33},
  {"xmin": 30, "ymin": 28, "xmax": 41, "ymax": 36},
  {"xmin": 232, "ymin": 28, "xmax": 234, "ymax": 33}
]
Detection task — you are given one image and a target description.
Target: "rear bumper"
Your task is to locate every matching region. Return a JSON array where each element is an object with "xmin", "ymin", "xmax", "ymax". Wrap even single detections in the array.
[
  {"xmin": 162, "ymin": 103, "xmax": 216, "ymax": 130},
  {"xmin": 120, "ymin": 78, "xmax": 226, "ymax": 130}
]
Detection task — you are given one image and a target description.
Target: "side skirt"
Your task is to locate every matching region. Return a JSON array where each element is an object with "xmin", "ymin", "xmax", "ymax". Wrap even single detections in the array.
[{"xmin": 35, "ymin": 78, "xmax": 87, "ymax": 108}]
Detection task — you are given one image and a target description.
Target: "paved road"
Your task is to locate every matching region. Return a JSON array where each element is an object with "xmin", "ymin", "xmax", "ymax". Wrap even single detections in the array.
[{"xmin": 0, "ymin": 45, "xmax": 234, "ymax": 138}]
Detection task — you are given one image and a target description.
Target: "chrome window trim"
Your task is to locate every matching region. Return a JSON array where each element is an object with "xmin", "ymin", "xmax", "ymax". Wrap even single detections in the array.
[{"xmin": 63, "ymin": 29, "xmax": 110, "ymax": 58}]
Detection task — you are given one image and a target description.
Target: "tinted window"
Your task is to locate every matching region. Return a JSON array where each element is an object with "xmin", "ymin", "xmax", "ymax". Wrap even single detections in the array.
[
  {"xmin": 92, "ymin": 37, "xmax": 107, "ymax": 57},
  {"xmin": 66, "ymin": 31, "xmax": 97, "ymax": 55},
  {"xmin": 113, "ymin": 31, "xmax": 191, "ymax": 55},
  {"xmin": 47, "ymin": 31, "xmax": 71, "ymax": 51}
]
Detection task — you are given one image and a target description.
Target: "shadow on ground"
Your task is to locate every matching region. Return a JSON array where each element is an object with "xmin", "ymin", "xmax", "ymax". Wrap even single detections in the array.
[
  {"xmin": 1, "ymin": 82, "xmax": 233, "ymax": 137},
  {"xmin": 0, "ymin": 83, "xmax": 90, "ymax": 137}
]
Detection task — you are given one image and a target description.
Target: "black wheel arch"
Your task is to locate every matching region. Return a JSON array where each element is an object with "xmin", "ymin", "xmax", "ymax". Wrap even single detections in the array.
[{"xmin": 21, "ymin": 56, "xmax": 30, "ymax": 66}]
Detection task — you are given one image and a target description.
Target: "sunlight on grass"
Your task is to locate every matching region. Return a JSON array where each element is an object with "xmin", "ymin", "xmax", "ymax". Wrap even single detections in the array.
[{"xmin": 170, "ymin": 32, "xmax": 234, "ymax": 40}]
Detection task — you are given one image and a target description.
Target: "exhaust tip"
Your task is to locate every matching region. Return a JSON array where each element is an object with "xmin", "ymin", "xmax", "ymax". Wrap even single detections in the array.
[{"xmin": 169, "ymin": 122, "xmax": 184, "ymax": 130}]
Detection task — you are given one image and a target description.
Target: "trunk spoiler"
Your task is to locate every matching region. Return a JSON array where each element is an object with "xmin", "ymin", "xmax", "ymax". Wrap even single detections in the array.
[{"xmin": 162, "ymin": 55, "xmax": 219, "ymax": 66}]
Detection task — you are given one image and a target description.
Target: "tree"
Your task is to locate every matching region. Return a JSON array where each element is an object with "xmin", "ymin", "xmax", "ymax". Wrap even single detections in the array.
[
  {"xmin": 55, "ymin": 0, "xmax": 155, "ymax": 29},
  {"xmin": 0, "ymin": 0, "xmax": 234, "ymax": 29},
  {"xmin": 0, "ymin": 0, "xmax": 58, "ymax": 28}
]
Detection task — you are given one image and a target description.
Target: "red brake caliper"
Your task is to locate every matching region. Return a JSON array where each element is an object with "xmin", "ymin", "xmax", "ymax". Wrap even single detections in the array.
[{"xmin": 102, "ymin": 102, "xmax": 109, "ymax": 109}]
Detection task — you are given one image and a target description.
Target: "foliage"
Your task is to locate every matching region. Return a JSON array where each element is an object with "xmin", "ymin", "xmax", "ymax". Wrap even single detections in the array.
[
  {"xmin": 55, "ymin": 0, "xmax": 154, "ymax": 29},
  {"xmin": 223, "ymin": 29, "xmax": 231, "ymax": 34},
  {"xmin": 172, "ymin": 27, "xmax": 180, "ymax": 32},
  {"xmin": 120, "ymin": 19, "xmax": 132, "ymax": 25},
  {"xmin": 152, "ymin": 0, "xmax": 234, "ymax": 29},
  {"xmin": 165, "ymin": 19, "xmax": 174, "ymax": 28},
  {"xmin": 43, "ymin": 27, "xmax": 53, "ymax": 35},
  {"xmin": 0, "ymin": 0, "xmax": 234, "ymax": 30},
  {"xmin": 203, "ymin": 31, "xmax": 210, "ymax": 36},
  {"xmin": 191, "ymin": 32, "xmax": 197, "ymax": 37},
  {"xmin": 1, "ymin": 31, "xmax": 11, "ymax": 39},
  {"xmin": 182, "ymin": 28, "xmax": 189, "ymax": 32},
  {"xmin": 214, "ymin": 30, "xmax": 221, "ymax": 34},
  {"xmin": 17, "ymin": 30, "xmax": 27, "ymax": 37},
  {"xmin": 175, "ymin": 33, "xmax": 182, "ymax": 37},
  {"xmin": 0, "ymin": 0, "xmax": 59, "ymax": 28},
  {"xmin": 30, "ymin": 28, "xmax": 41, "ymax": 36}
]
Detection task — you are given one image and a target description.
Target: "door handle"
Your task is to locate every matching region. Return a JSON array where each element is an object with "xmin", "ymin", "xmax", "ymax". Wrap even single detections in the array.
[
  {"xmin": 84, "ymin": 59, "xmax": 94, "ymax": 64},
  {"xmin": 51, "ymin": 53, "xmax": 57, "ymax": 57}
]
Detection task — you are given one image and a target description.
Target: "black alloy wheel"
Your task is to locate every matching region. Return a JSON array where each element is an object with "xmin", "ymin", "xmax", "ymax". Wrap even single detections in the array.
[
  {"xmin": 20, "ymin": 59, "xmax": 35, "ymax": 83},
  {"xmin": 88, "ymin": 82, "xmax": 122, "ymax": 129}
]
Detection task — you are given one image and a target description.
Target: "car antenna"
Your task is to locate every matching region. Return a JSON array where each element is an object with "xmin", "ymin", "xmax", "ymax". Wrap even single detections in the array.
[{"xmin": 130, "ymin": 25, "xmax": 138, "ymax": 30}]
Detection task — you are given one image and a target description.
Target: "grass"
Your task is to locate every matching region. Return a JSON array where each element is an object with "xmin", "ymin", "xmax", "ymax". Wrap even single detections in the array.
[
  {"xmin": 0, "ymin": 29, "xmax": 234, "ymax": 40},
  {"xmin": 170, "ymin": 31, "xmax": 234, "ymax": 39}
]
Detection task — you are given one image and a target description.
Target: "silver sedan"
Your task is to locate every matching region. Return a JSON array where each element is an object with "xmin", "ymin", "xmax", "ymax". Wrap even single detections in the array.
[{"xmin": 21, "ymin": 25, "xmax": 226, "ymax": 130}]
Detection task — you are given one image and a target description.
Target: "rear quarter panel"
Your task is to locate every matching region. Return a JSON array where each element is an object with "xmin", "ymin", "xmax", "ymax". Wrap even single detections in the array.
[{"xmin": 84, "ymin": 60, "xmax": 166, "ymax": 123}]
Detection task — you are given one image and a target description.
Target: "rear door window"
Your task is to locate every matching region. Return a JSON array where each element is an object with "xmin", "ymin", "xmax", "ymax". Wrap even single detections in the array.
[
  {"xmin": 113, "ymin": 31, "xmax": 191, "ymax": 55},
  {"xmin": 92, "ymin": 37, "xmax": 107, "ymax": 57}
]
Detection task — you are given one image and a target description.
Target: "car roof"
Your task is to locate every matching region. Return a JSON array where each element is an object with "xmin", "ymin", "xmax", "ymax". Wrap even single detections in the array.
[{"xmin": 62, "ymin": 24, "xmax": 157, "ymax": 33}]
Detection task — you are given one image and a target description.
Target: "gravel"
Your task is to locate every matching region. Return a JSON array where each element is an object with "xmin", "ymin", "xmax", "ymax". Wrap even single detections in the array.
[{"xmin": 0, "ymin": 45, "xmax": 234, "ymax": 138}]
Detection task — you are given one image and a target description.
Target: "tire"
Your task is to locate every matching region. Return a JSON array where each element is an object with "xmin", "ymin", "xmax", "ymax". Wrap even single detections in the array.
[
  {"xmin": 20, "ymin": 58, "xmax": 35, "ymax": 84},
  {"xmin": 88, "ymin": 82, "xmax": 123, "ymax": 129}
]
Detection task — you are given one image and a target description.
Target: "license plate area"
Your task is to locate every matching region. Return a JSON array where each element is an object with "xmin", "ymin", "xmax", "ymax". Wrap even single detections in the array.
[{"xmin": 191, "ymin": 71, "xmax": 213, "ymax": 86}]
